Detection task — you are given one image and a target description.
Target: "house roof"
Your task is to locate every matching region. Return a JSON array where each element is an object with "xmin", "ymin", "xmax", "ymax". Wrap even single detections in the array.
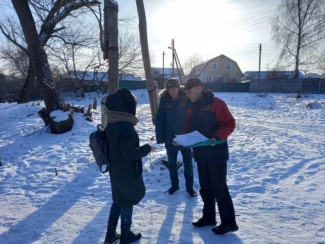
[
  {"xmin": 189, "ymin": 54, "xmax": 243, "ymax": 77},
  {"xmin": 152, "ymin": 67, "xmax": 183, "ymax": 75}
]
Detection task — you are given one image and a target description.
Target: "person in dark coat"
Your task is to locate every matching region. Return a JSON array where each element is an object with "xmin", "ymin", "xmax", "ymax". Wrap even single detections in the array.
[
  {"xmin": 155, "ymin": 78, "xmax": 197, "ymax": 197},
  {"xmin": 183, "ymin": 78, "xmax": 238, "ymax": 235},
  {"xmin": 104, "ymin": 88, "xmax": 154, "ymax": 244}
]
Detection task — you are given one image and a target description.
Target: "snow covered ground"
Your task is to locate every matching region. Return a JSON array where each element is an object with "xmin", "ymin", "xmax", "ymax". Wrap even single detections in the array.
[{"xmin": 0, "ymin": 90, "xmax": 324, "ymax": 244}]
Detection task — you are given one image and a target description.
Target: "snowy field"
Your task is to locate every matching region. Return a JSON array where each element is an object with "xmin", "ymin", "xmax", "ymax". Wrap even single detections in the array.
[{"xmin": 0, "ymin": 90, "xmax": 324, "ymax": 244}]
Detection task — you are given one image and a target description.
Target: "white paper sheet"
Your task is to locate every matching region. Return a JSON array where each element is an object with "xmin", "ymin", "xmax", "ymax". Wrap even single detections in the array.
[{"xmin": 173, "ymin": 130, "xmax": 208, "ymax": 147}]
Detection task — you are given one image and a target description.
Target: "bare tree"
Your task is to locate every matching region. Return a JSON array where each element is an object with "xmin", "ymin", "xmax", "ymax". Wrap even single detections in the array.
[
  {"xmin": 118, "ymin": 31, "xmax": 143, "ymax": 76},
  {"xmin": 317, "ymin": 49, "xmax": 325, "ymax": 74},
  {"xmin": 182, "ymin": 53, "xmax": 204, "ymax": 76},
  {"xmin": 0, "ymin": 17, "xmax": 29, "ymax": 77},
  {"xmin": 0, "ymin": 43, "xmax": 29, "ymax": 77},
  {"xmin": 0, "ymin": 0, "xmax": 100, "ymax": 103},
  {"xmin": 272, "ymin": 0, "xmax": 325, "ymax": 78},
  {"xmin": 11, "ymin": 0, "xmax": 63, "ymax": 113}
]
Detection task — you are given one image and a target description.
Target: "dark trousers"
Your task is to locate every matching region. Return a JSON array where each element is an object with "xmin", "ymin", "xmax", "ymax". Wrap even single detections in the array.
[
  {"xmin": 106, "ymin": 202, "xmax": 133, "ymax": 236},
  {"xmin": 197, "ymin": 161, "xmax": 236, "ymax": 225},
  {"xmin": 166, "ymin": 146, "xmax": 193, "ymax": 191}
]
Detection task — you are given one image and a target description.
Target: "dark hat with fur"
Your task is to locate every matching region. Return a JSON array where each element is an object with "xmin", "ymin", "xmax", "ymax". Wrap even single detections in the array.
[
  {"xmin": 165, "ymin": 78, "xmax": 180, "ymax": 89},
  {"xmin": 105, "ymin": 88, "xmax": 137, "ymax": 115},
  {"xmin": 185, "ymin": 77, "xmax": 203, "ymax": 90}
]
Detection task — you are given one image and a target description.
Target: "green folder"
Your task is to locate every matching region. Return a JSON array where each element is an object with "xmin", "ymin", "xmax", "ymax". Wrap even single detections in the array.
[{"xmin": 189, "ymin": 139, "xmax": 227, "ymax": 148}]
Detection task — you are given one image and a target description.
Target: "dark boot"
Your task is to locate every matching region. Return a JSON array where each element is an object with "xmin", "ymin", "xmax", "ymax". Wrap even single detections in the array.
[
  {"xmin": 120, "ymin": 231, "xmax": 142, "ymax": 244},
  {"xmin": 120, "ymin": 206, "xmax": 141, "ymax": 244},
  {"xmin": 120, "ymin": 220, "xmax": 141, "ymax": 244},
  {"xmin": 167, "ymin": 186, "xmax": 179, "ymax": 195},
  {"xmin": 104, "ymin": 218, "xmax": 120, "ymax": 243},
  {"xmin": 192, "ymin": 216, "xmax": 216, "ymax": 227},
  {"xmin": 187, "ymin": 189, "xmax": 197, "ymax": 197},
  {"xmin": 211, "ymin": 223, "xmax": 238, "ymax": 235}
]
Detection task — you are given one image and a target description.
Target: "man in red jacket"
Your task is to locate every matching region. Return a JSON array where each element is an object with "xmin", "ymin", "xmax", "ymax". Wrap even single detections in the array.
[{"xmin": 184, "ymin": 78, "xmax": 238, "ymax": 235}]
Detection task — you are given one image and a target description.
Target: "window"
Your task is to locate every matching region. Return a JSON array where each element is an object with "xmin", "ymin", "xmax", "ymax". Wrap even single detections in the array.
[
  {"xmin": 212, "ymin": 63, "xmax": 218, "ymax": 71},
  {"xmin": 218, "ymin": 76, "xmax": 225, "ymax": 83},
  {"xmin": 225, "ymin": 63, "xmax": 232, "ymax": 71},
  {"xmin": 205, "ymin": 76, "xmax": 212, "ymax": 82}
]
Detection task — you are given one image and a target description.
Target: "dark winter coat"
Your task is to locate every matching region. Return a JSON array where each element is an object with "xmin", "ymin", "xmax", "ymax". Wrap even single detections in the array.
[
  {"xmin": 155, "ymin": 88, "xmax": 190, "ymax": 149},
  {"xmin": 105, "ymin": 89, "xmax": 151, "ymax": 207},
  {"xmin": 184, "ymin": 89, "xmax": 235, "ymax": 163}
]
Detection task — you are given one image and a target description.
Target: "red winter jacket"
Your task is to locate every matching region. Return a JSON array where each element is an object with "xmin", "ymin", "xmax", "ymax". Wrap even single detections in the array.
[{"xmin": 183, "ymin": 90, "xmax": 235, "ymax": 162}]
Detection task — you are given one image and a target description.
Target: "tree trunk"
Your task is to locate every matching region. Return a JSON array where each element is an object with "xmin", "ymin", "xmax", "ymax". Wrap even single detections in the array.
[
  {"xmin": 17, "ymin": 57, "xmax": 35, "ymax": 103},
  {"xmin": 16, "ymin": 0, "xmax": 100, "ymax": 103},
  {"xmin": 136, "ymin": 0, "xmax": 158, "ymax": 124},
  {"xmin": 294, "ymin": 0, "xmax": 302, "ymax": 79},
  {"xmin": 12, "ymin": 0, "xmax": 63, "ymax": 114}
]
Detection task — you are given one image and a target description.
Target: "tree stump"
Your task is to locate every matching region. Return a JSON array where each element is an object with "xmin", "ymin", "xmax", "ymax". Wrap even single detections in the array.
[
  {"xmin": 93, "ymin": 97, "xmax": 97, "ymax": 110},
  {"xmin": 49, "ymin": 110, "xmax": 73, "ymax": 134},
  {"xmin": 38, "ymin": 108, "xmax": 50, "ymax": 126}
]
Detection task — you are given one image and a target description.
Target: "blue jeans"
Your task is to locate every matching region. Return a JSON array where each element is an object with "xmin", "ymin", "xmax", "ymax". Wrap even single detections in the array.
[{"xmin": 166, "ymin": 145, "xmax": 193, "ymax": 191}]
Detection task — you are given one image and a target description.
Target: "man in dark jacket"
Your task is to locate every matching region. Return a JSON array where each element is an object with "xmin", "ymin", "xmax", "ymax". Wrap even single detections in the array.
[
  {"xmin": 155, "ymin": 78, "xmax": 197, "ymax": 197},
  {"xmin": 183, "ymin": 78, "xmax": 238, "ymax": 235},
  {"xmin": 104, "ymin": 88, "xmax": 154, "ymax": 244}
]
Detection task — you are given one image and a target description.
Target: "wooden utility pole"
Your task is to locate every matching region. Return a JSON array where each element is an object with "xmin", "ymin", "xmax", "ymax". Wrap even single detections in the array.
[
  {"xmin": 102, "ymin": 0, "xmax": 119, "ymax": 126},
  {"xmin": 163, "ymin": 51, "xmax": 165, "ymax": 80},
  {"xmin": 136, "ymin": 0, "xmax": 158, "ymax": 123},
  {"xmin": 169, "ymin": 39, "xmax": 175, "ymax": 76},
  {"xmin": 258, "ymin": 43, "xmax": 262, "ymax": 81},
  {"xmin": 174, "ymin": 49, "xmax": 184, "ymax": 84},
  {"xmin": 103, "ymin": 0, "xmax": 119, "ymax": 94}
]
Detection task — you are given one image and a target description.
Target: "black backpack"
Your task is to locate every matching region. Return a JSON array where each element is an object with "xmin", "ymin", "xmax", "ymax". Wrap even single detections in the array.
[{"xmin": 89, "ymin": 124, "xmax": 110, "ymax": 173}]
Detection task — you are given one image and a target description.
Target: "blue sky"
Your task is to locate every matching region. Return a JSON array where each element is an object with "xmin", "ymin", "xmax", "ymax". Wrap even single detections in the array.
[
  {"xmin": 117, "ymin": 0, "xmax": 282, "ymax": 72},
  {"xmin": 0, "ymin": 0, "xmax": 283, "ymax": 73}
]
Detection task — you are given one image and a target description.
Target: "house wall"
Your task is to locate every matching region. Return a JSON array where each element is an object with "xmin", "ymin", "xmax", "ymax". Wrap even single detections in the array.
[{"xmin": 201, "ymin": 56, "xmax": 243, "ymax": 83}]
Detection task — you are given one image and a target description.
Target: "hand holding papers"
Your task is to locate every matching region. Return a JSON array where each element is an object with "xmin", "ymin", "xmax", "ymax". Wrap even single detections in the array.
[
  {"xmin": 173, "ymin": 130, "xmax": 207, "ymax": 147},
  {"xmin": 173, "ymin": 130, "xmax": 227, "ymax": 148}
]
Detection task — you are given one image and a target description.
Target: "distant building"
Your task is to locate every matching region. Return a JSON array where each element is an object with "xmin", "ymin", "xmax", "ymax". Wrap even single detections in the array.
[
  {"xmin": 151, "ymin": 67, "xmax": 183, "ymax": 81},
  {"xmin": 244, "ymin": 71, "xmax": 305, "ymax": 80},
  {"xmin": 184, "ymin": 54, "xmax": 243, "ymax": 83},
  {"xmin": 304, "ymin": 73, "xmax": 325, "ymax": 78},
  {"xmin": 68, "ymin": 70, "xmax": 142, "ymax": 82}
]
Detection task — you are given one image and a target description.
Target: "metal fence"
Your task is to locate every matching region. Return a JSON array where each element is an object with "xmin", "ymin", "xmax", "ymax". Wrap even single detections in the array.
[
  {"xmin": 202, "ymin": 82, "xmax": 250, "ymax": 92},
  {"xmin": 140, "ymin": 80, "xmax": 250, "ymax": 92},
  {"xmin": 250, "ymin": 78, "xmax": 325, "ymax": 93}
]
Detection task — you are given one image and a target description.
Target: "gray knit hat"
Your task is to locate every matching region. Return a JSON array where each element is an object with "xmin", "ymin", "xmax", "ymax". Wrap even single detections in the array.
[{"xmin": 165, "ymin": 78, "xmax": 180, "ymax": 89}]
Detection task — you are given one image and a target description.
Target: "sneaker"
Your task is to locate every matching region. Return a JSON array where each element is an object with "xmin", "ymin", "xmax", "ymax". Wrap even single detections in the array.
[
  {"xmin": 167, "ymin": 186, "xmax": 179, "ymax": 195},
  {"xmin": 192, "ymin": 217, "xmax": 216, "ymax": 227},
  {"xmin": 120, "ymin": 232, "xmax": 141, "ymax": 244},
  {"xmin": 211, "ymin": 223, "xmax": 238, "ymax": 235},
  {"xmin": 104, "ymin": 233, "xmax": 120, "ymax": 243},
  {"xmin": 187, "ymin": 189, "xmax": 197, "ymax": 197}
]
